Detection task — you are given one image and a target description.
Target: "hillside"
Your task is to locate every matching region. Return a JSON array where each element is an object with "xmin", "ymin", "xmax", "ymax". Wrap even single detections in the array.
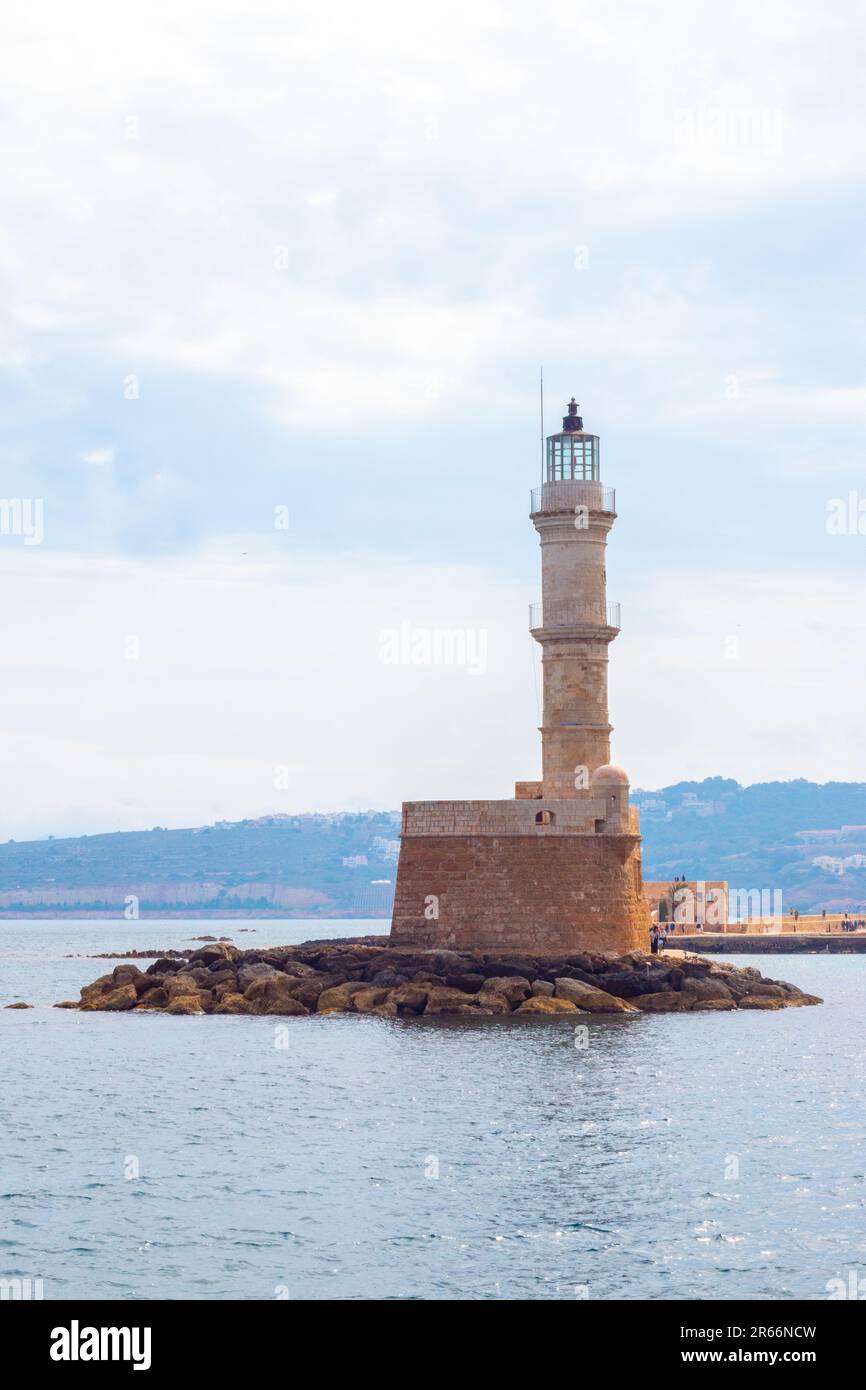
[
  {"xmin": 2, "ymin": 780, "xmax": 866, "ymax": 916},
  {"xmin": 0, "ymin": 812, "xmax": 401, "ymax": 917},
  {"xmin": 633, "ymin": 778, "xmax": 866, "ymax": 911}
]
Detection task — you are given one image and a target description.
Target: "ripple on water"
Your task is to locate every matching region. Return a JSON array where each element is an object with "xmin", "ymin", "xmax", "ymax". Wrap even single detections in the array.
[{"xmin": 0, "ymin": 927, "xmax": 861, "ymax": 1299}]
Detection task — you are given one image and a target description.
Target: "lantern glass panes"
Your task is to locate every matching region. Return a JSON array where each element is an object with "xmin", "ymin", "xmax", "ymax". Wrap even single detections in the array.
[{"xmin": 546, "ymin": 434, "xmax": 599, "ymax": 482}]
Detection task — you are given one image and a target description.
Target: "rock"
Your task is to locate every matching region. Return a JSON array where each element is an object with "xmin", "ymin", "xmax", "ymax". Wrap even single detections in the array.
[
  {"xmin": 244, "ymin": 977, "xmax": 310, "ymax": 1016},
  {"xmin": 679, "ymin": 977, "xmax": 734, "ymax": 1003},
  {"xmin": 721, "ymin": 974, "xmax": 785, "ymax": 1001},
  {"xmin": 279, "ymin": 961, "xmax": 320, "ymax": 979},
  {"xmin": 687, "ymin": 998, "xmax": 737, "ymax": 1011},
  {"xmin": 630, "ymin": 992, "xmax": 688, "ymax": 1012},
  {"xmin": 79, "ymin": 973, "xmax": 114, "ymax": 1006},
  {"xmin": 187, "ymin": 967, "xmax": 214, "ymax": 987},
  {"xmin": 71, "ymin": 942, "xmax": 822, "ymax": 1022},
  {"xmin": 167, "ymin": 974, "xmax": 202, "ymax": 999},
  {"xmin": 370, "ymin": 953, "xmax": 423, "ymax": 976},
  {"xmin": 713, "ymin": 974, "xmax": 752, "ymax": 1000},
  {"xmin": 136, "ymin": 987, "xmax": 169, "ymax": 1009},
  {"xmin": 352, "ymin": 987, "xmax": 391, "ymax": 1013},
  {"xmin": 482, "ymin": 976, "xmax": 532, "ymax": 1005},
  {"xmin": 146, "ymin": 958, "xmax": 180, "ymax": 975},
  {"xmin": 191, "ymin": 942, "xmax": 237, "ymax": 963},
  {"xmin": 678, "ymin": 960, "xmax": 712, "ymax": 979},
  {"xmin": 428, "ymin": 1001, "xmax": 490, "ymax": 1016},
  {"xmin": 366, "ymin": 968, "xmax": 408, "ymax": 987},
  {"xmin": 5, "ymin": 1001, "xmax": 33, "ymax": 1009},
  {"xmin": 134, "ymin": 973, "xmax": 165, "ymax": 995},
  {"xmin": 481, "ymin": 958, "xmax": 538, "ymax": 978},
  {"xmin": 424, "ymin": 987, "xmax": 487, "ymax": 1016},
  {"xmin": 164, "ymin": 995, "xmax": 205, "ymax": 1015},
  {"xmin": 425, "ymin": 950, "xmax": 466, "ymax": 970},
  {"xmin": 203, "ymin": 969, "xmax": 238, "ymax": 991},
  {"xmin": 368, "ymin": 1001, "xmax": 399, "ymax": 1018},
  {"xmin": 212, "ymin": 979, "xmax": 241, "ymax": 1001},
  {"xmin": 275, "ymin": 979, "xmax": 318, "ymax": 1010},
  {"xmin": 595, "ymin": 968, "xmax": 672, "ymax": 998},
  {"xmin": 206, "ymin": 957, "xmax": 236, "ymax": 975},
  {"xmin": 542, "ymin": 964, "xmax": 596, "ymax": 986},
  {"xmin": 213, "ymin": 993, "xmax": 254, "ymax": 1015},
  {"xmin": 318, "ymin": 983, "xmax": 365, "ymax": 1013},
  {"xmin": 516, "ymin": 996, "xmax": 579, "ymax": 1015},
  {"xmin": 88, "ymin": 983, "xmax": 138, "ymax": 1012},
  {"xmin": 390, "ymin": 984, "xmax": 430, "ymax": 1015},
  {"xmin": 554, "ymin": 978, "xmax": 638, "ymax": 1013},
  {"xmin": 607, "ymin": 950, "xmax": 647, "ymax": 971},
  {"xmin": 112, "ymin": 964, "xmax": 143, "ymax": 986},
  {"xmin": 253, "ymin": 994, "xmax": 309, "ymax": 1017},
  {"xmin": 317, "ymin": 953, "xmax": 366, "ymax": 978},
  {"xmin": 237, "ymin": 963, "xmax": 282, "ymax": 991},
  {"xmin": 445, "ymin": 972, "xmax": 486, "ymax": 993},
  {"xmin": 476, "ymin": 991, "xmax": 513, "ymax": 1015}
]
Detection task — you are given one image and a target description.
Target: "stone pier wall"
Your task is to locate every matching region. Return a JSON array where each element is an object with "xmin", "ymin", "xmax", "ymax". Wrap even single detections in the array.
[{"xmin": 391, "ymin": 831, "xmax": 650, "ymax": 954}]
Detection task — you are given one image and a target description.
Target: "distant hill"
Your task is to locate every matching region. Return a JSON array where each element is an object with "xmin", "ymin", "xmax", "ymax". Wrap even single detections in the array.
[
  {"xmin": 0, "ymin": 812, "xmax": 402, "ymax": 918},
  {"xmin": 634, "ymin": 777, "xmax": 866, "ymax": 912},
  {"xmin": 2, "ymin": 779, "xmax": 866, "ymax": 917}
]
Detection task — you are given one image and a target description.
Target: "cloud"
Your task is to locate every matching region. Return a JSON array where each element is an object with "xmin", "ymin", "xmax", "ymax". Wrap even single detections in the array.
[
  {"xmin": 1, "ymin": 1, "xmax": 865, "ymax": 436},
  {"xmin": 1, "ymin": 0, "xmax": 866, "ymax": 828},
  {"xmin": 79, "ymin": 446, "xmax": 115, "ymax": 465}
]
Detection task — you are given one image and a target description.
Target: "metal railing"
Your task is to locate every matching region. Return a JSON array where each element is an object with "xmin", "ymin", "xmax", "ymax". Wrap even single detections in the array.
[
  {"xmin": 529, "ymin": 600, "xmax": 621, "ymax": 631},
  {"xmin": 530, "ymin": 481, "xmax": 616, "ymax": 515}
]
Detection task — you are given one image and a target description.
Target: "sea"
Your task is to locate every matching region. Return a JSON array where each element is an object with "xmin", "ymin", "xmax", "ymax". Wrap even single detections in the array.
[{"xmin": 1, "ymin": 919, "xmax": 864, "ymax": 1301}]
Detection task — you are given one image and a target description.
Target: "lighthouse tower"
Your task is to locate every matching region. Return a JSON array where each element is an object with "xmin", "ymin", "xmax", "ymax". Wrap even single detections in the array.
[
  {"xmin": 530, "ymin": 398, "xmax": 619, "ymax": 797},
  {"xmin": 390, "ymin": 391, "xmax": 649, "ymax": 956}
]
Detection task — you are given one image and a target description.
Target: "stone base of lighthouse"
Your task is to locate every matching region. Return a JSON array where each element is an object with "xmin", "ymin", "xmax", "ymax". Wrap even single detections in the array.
[{"xmin": 390, "ymin": 797, "xmax": 650, "ymax": 955}]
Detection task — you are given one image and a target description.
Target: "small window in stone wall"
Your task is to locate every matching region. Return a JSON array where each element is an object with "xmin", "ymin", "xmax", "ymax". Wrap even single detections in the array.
[
  {"xmin": 535, "ymin": 810, "xmax": 554, "ymax": 827},
  {"xmin": 594, "ymin": 818, "xmax": 605, "ymax": 834}
]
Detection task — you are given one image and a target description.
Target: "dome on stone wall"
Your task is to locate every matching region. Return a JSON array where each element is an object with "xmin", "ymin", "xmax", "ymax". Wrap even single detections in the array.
[{"xmin": 591, "ymin": 764, "xmax": 630, "ymax": 787}]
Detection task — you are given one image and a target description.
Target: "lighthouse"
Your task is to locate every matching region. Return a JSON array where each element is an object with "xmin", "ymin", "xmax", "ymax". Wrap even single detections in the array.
[
  {"xmin": 530, "ymin": 397, "xmax": 619, "ymax": 795},
  {"xmin": 390, "ymin": 393, "xmax": 649, "ymax": 955}
]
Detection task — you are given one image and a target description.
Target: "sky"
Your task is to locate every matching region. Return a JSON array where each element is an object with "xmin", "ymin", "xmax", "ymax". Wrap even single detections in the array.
[{"xmin": 1, "ymin": 0, "xmax": 866, "ymax": 840}]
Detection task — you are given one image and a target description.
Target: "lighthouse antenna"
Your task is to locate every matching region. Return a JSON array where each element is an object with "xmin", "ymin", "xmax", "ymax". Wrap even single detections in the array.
[{"xmin": 539, "ymin": 366, "xmax": 544, "ymax": 484}]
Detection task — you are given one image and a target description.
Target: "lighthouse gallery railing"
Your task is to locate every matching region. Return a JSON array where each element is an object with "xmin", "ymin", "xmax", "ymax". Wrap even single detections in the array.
[
  {"xmin": 529, "ymin": 600, "xmax": 621, "ymax": 631},
  {"xmin": 530, "ymin": 481, "xmax": 616, "ymax": 514}
]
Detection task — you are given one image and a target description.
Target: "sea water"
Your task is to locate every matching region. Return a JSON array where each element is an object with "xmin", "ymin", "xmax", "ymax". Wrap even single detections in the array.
[{"xmin": 1, "ymin": 920, "xmax": 864, "ymax": 1300}]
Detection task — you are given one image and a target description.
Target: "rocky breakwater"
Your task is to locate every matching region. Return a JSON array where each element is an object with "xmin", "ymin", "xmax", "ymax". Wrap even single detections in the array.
[{"xmin": 66, "ymin": 941, "xmax": 822, "ymax": 1018}]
